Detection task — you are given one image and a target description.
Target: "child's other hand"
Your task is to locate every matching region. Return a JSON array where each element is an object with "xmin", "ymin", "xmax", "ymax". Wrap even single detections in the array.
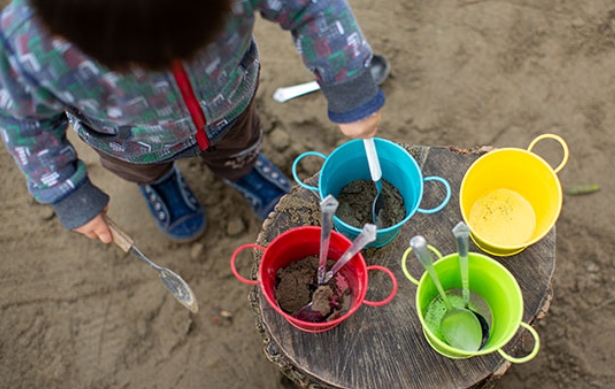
[
  {"xmin": 74, "ymin": 213, "xmax": 113, "ymax": 244},
  {"xmin": 337, "ymin": 108, "xmax": 383, "ymax": 139}
]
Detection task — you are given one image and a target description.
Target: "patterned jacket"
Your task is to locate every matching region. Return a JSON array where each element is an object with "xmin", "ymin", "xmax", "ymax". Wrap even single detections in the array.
[{"xmin": 0, "ymin": 0, "xmax": 384, "ymax": 229}]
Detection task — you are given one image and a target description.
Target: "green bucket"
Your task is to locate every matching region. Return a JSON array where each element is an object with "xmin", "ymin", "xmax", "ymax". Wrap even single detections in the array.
[{"xmin": 402, "ymin": 247, "xmax": 540, "ymax": 363}]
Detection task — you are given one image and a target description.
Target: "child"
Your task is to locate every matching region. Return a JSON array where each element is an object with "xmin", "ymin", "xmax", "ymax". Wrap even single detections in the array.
[{"xmin": 0, "ymin": 0, "xmax": 385, "ymax": 243}]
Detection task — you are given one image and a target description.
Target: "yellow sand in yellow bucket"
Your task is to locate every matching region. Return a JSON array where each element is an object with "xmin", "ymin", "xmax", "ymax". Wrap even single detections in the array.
[
  {"xmin": 460, "ymin": 134, "xmax": 569, "ymax": 256},
  {"xmin": 469, "ymin": 188, "xmax": 536, "ymax": 247}
]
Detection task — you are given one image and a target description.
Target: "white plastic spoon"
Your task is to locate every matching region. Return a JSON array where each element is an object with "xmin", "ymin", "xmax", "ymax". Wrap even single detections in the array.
[
  {"xmin": 410, "ymin": 235, "xmax": 482, "ymax": 351},
  {"xmin": 273, "ymin": 54, "xmax": 391, "ymax": 103},
  {"xmin": 295, "ymin": 223, "xmax": 376, "ymax": 322},
  {"xmin": 452, "ymin": 221, "xmax": 492, "ymax": 348},
  {"xmin": 323, "ymin": 223, "xmax": 377, "ymax": 283},
  {"xmin": 318, "ymin": 195, "xmax": 339, "ymax": 284},
  {"xmin": 364, "ymin": 138, "xmax": 385, "ymax": 228}
]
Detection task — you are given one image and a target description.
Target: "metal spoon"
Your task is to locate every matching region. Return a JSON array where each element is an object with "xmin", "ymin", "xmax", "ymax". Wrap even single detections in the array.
[
  {"xmin": 105, "ymin": 216, "xmax": 199, "ymax": 313},
  {"xmin": 273, "ymin": 53, "xmax": 391, "ymax": 103},
  {"xmin": 295, "ymin": 224, "xmax": 377, "ymax": 321},
  {"xmin": 452, "ymin": 221, "xmax": 492, "ymax": 348},
  {"xmin": 410, "ymin": 235, "xmax": 482, "ymax": 351},
  {"xmin": 364, "ymin": 137, "xmax": 385, "ymax": 228}
]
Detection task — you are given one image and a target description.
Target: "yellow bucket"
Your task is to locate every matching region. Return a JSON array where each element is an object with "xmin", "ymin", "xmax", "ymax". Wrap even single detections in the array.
[{"xmin": 459, "ymin": 134, "xmax": 569, "ymax": 256}]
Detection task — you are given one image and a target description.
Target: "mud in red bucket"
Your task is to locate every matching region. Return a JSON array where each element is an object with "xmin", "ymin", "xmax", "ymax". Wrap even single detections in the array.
[{"xmin": 231, "ymin": 226, "xmax": 397, "ymax": 333}]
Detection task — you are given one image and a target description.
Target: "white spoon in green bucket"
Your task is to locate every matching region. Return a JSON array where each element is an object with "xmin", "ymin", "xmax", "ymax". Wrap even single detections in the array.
[
  {"xmin": 452, "ymin": 221, "xmax": 492, "ymax": 348},
  {"xmin": 410, "ymin": 235, "xmax": 482, "ymax": 351}
]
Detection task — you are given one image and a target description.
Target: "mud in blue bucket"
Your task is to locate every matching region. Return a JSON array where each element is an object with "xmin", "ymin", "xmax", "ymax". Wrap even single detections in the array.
[{"xmin": 292, "ymin": 138, "xmax": 451, "ymax": 248}]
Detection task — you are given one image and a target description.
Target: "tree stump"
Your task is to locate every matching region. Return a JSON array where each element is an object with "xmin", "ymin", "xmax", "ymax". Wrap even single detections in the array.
[{"xmin": 248, "ymin": 145, "xmax": 554, "ymax": 389}]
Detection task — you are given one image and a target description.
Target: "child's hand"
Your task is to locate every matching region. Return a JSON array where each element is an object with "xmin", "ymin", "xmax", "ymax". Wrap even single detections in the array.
[
  {"xmin": 337, "ymin": 108, "xmax": 383, "ymax": 139},
  {"xmin": 73, "ymin": 212, "xmax": 113, "ymax": 244}
]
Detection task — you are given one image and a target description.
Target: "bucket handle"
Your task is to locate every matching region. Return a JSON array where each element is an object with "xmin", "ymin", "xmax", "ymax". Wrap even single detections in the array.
[
  {"xmin": 496, "ymin": 322, "xmax": 541, "ymax": 364},
  {"xmin": 417, "ymin": 177, "xmax": 451, "ymax": 214},
  {"xmin": 401, "ymin": 245, "xmax": 444, "ymax": 285},
  {"xmin": 230, "ymin": 243, "xmax": 264, "ymax": 286},
  {"xmin": 362, "ymin": 265, "xmax": 398, "ymax": 307},
  {"xmin": 527, "ymin": 133, "xmax": 569, "ymax": 174},
  {"xmin": 292, "ymin": 151, "xmax": 327, "ymax": 192}
]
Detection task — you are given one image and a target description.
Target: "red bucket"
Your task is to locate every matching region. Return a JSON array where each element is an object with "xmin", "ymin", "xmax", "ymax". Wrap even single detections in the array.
[{"xmin": 231, "ymin": 226, "xmax": 397, "ymax": 333}]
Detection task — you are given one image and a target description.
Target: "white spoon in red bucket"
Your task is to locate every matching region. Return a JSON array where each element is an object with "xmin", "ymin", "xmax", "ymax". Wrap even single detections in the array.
[
  {"xmin": 323, "ymin": 224, "xmax": 377, "ymax": 283},
  {"xmin": 317, "ymin": 195, "xmax": 339, "ymax": 284},
  {"xmin": 295, "ymin": 223, "xmax": 377, "ymax": 322}
]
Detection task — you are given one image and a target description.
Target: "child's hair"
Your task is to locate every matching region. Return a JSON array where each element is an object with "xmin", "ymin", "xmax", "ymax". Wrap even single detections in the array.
[{"xmin": 29, "ymin": 0, "xmax": 233, "ymax": 71}]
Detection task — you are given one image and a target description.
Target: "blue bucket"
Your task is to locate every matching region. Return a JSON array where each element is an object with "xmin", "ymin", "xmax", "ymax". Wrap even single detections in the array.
[{"xmin": 292, "ymin": 138, "xmax": 451, "ymax": 248}]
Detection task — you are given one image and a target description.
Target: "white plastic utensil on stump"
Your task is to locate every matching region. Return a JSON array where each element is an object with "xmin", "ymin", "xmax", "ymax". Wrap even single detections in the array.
[
  {"xmin": 317, "ymin": 195, "xmax": 339, "ymax": 284},
  {"xmin": 322, "ymin": 223, "xmax": 377, "ymax": 283},
  {"xmin": 295, "ymin": 222, "xmax": 377, "ymax": 322},
  {"xmin": 364, "ymin": 138, "xmax": 385, "ymax": 228},
  {"xmin": 452, "ymin": 221, "xmax": 492, "ymax": 348},
  {"xmin": 410, "ymin": 235, "xmax": 482, "ymax": 351}
]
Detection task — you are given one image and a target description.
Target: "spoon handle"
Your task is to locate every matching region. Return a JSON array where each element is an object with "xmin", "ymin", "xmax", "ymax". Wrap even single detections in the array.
[
  {"xmin": 410, "ymin": 235, "xmax": 453, "ymax": 311},
  {"xmin": 104, "ymin": 215, "xmax": 134, "ymax": 253},
  {"xmin": 318, "ymin": 195, "xmax": 339, "ymax": 284},
  {"xmin": 273, "ymin": 54, "xmax": 389, "ymax": 103},
  {"xmin": 324, "ymin": 223, "xmax": 377, "ymax": 282},
  {"xmin": 452, "ymin": 222, "xmax": 472, "ymax": 305},
  {"xmin": 273, "ymin": 81, "xmax": 320, "ymax": 103},
  {"xmin": 105, "ymin": 216, "xmax": 162, "ymax": 269},
  {"xmin": 363, "ymin": 138, "xmax": 382, "ymax": 182}
]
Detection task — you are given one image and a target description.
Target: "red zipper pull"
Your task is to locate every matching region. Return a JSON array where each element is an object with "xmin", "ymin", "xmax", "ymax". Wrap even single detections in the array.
[{"xmin": 171, "ymin": 60, "xmax": 210, "ymax": 150}]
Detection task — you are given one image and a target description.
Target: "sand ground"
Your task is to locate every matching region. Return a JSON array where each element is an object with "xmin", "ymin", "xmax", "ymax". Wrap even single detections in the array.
[{"xmin": 1, "ymin": 0, "xmax": 615, "ymax": 388}]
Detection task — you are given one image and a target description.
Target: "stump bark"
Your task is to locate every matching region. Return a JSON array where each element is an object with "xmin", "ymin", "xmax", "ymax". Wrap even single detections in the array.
[{"xmin": 249, "ymin": 145, "xmax": 555, "ymax": 389}]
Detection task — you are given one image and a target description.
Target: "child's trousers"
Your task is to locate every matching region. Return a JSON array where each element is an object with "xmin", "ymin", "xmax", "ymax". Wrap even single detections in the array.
[{"xmin": 93, "ymin": 97, "xmax": 263, "ymax": 186}]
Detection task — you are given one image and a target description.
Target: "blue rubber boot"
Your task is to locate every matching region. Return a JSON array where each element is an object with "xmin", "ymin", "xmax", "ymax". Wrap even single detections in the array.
[
  {"xmin": 140, "ymin": 165, "xmax": 206, "ymax": 242},
  {"xmin": 224, "ymin": 154, "xmax": 292, "ymax": 220}
]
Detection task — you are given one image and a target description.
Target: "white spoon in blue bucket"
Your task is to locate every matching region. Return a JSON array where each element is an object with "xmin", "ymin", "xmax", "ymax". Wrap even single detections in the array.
[{"xmin": 364, "ymin": 138, "xmax": 385, "ymax": 228}]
